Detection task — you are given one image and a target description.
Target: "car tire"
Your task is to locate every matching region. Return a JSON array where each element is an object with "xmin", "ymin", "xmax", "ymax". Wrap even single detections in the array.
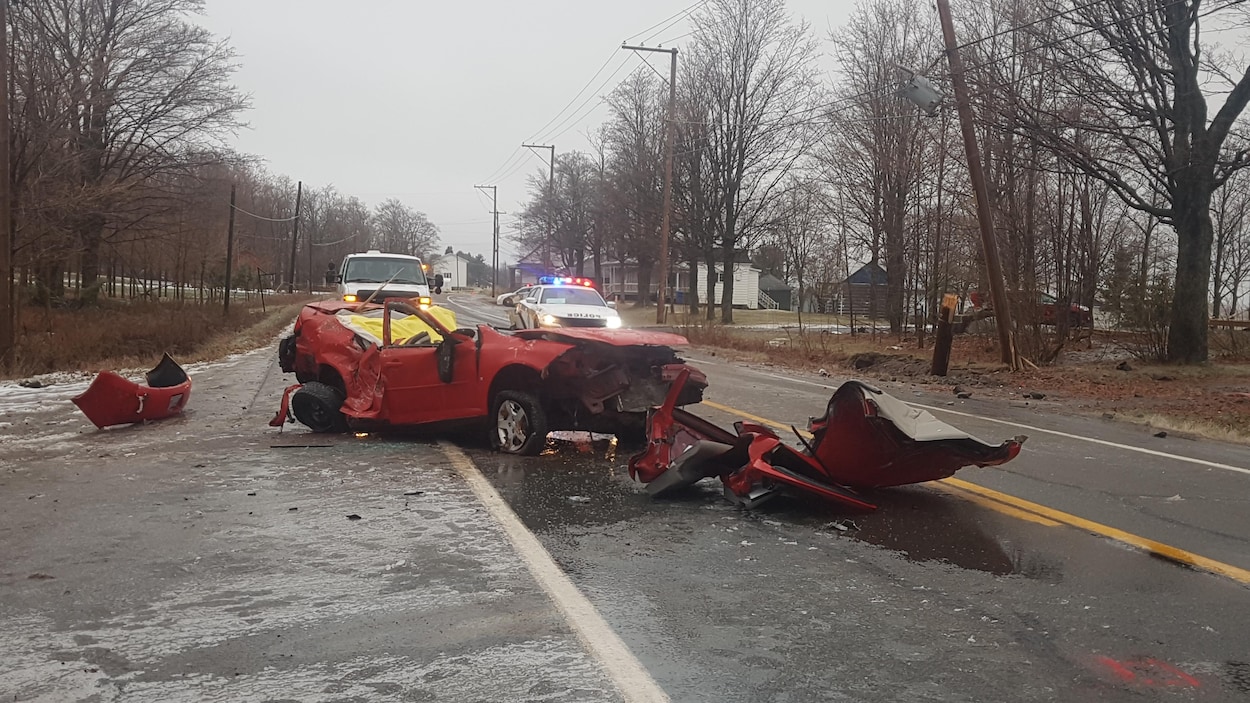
[
  {"xmin": 490, "ymin": 390, "xmax": 548, "ymax": 455},
  {"xmin": 291, "ymin": 381, "xmax": 347, "ymax": 433}
]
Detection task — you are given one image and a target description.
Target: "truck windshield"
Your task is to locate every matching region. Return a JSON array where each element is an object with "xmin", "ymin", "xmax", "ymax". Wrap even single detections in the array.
[{"xmin": 344, "ymin": 259, "xmax": 427, "ymax": 285}]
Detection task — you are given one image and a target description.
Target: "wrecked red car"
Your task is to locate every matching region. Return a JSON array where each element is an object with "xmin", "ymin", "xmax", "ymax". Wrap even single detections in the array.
[
  {"xmin": 629, "ymin": 370, "xmax": 1024, "ymax": 510},
  {"xmin": 273, "ymin": 299, "xmax": 706, "ymax": 454}
]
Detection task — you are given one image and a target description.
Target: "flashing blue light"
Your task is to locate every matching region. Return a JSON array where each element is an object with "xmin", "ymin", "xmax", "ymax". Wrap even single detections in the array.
[{"xmin": 537, "ymin": 275, "xmax": 595, "ymax": 287}]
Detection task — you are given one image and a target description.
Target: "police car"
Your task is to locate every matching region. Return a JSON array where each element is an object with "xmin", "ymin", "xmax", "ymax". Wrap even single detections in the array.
[{"xmin": 509, "ymin": 276, "xmax": 622, "ymax": 330}]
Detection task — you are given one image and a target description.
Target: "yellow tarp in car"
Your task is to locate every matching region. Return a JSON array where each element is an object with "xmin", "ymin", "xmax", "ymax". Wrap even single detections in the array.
[{"xmin": 334, "ymin": 305, "xmax": 458, "ymax": 346}]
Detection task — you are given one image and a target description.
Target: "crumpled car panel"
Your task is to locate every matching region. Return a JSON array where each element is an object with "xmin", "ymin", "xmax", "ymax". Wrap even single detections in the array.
[{"xmin": 629, "ymin": 370, "xmax": 1024, "ymax": 511}]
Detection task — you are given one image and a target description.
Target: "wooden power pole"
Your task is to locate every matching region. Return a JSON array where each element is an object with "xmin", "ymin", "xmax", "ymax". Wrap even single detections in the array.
[
  {"xmin": 287, "ymin": 180, "xmax": 302, "ymax": 294},
  {"xmin": 522, "ymin": 143, "xmax": 555, "ymax": 271},
  {"xmin": 224, "ymin": 184, "xmax": 237, "ymax": 315},
  {"xmin": 475, "ymin": 184, "xmax": 499, "ymax": 296},
  {"xmin": 622, "ymin": 44, "xmax": 678, "ymax": 323},
  {"xmin": 934, "ymin": 0, "xmax": 1017, "ymax": 369}
]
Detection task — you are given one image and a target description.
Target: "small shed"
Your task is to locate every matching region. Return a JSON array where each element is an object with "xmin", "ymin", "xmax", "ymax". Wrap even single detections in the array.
[
  {"xmin": 838, "ymin": 262, "xmax": 890, "ymax": 318},
  {"xmin": 757, "ymin": 273, "xmax": 794, "ymax": 311}
]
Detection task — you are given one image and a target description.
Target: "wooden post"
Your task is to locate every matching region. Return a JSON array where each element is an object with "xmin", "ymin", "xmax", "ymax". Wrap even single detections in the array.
[
  {"xmin": 287, "ymin": 181, "xmax": 302, "ymax": 293},
  {"xmin": 930, "ymin": 293, "xmax": 958, "ymax": 376},
  {"xmin": 223, "ymin": 184, "xmax": 236, "ymax": 315}
]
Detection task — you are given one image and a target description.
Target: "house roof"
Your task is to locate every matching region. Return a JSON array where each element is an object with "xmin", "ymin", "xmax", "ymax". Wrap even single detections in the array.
[
  {"xmin": 758, "ymin": 273, "xmax": 791, "ymax": 292},
  {"xmin": 845, "ymin": 261, "xmax": 889, "ymax": 285}
]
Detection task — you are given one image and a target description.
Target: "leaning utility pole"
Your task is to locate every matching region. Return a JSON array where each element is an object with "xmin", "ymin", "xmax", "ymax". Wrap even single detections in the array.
[
  {"xmin": 934, "ymin": 0, "xmax": 1017, "ymax": 369},
  {"xmin": 522, "ymin": 143, "xmax": 555, "ymax": 271},
  {"xmin": 475, "ymin": 184, "xmax": 499, "ymax": 296},
  {"xmin": 0, "ymin": 0, "xmax": 12, "ymax": 369},
  {"xmin": 287, "ymin": 180, "xmax": 303, "ymax": 294},
  {"xmin": 622, "ymin": 44, "xmax": 678, "ymax": 323}
]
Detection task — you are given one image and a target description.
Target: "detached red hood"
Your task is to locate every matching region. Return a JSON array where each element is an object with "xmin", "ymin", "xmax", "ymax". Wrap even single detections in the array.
[{"xmin": 513, "ymin": 327, "xmax": 691, "ymax": 347}]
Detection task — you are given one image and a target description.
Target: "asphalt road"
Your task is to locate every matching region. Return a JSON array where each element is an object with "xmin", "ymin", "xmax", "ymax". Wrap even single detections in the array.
[{"xmin": 1, "ymin": 294, "xmax": 1248, "ymax": 702}]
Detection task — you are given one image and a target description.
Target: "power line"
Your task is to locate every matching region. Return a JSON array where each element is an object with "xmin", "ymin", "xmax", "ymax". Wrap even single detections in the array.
[
  {"xmin": 479, "ymin": 2, "xmax": 709, "ymax": 183},
  {"xmin": 530, "ymin": 54, "xmax": 634, "ymax": 145},
  {"xmin": 956, "ymin": 0, "xmax": 1246, "ymax": 100},
  {"xmin": 524, "ymin": 52, "xmax": 620, "ymax": 143},
  {"xmin": 954, "ymin": 0, "xmax": 1183, "ymax": 53},
  {"xmin": 230, "ymin": 203, "xmax": 298, "ymax": 222},
  {"xmin": 624, "ymin": 0, "xmax": 710, "ymax": 45}
]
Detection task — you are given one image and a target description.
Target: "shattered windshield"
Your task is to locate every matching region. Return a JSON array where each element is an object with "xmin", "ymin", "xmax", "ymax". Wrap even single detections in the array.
[{"xmin": 344, "ymin": 258, "xmax": 427, "ymax": 285}]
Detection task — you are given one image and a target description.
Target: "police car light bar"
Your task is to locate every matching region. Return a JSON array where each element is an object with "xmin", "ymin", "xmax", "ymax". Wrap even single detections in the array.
[{"xmin": 538, "ymin": 275, "xmax": 596, "ymax": 287}]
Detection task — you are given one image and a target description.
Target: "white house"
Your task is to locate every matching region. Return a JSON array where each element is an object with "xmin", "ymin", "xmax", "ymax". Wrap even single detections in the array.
[
  {"xmin": 433, "ymin": 252, "xmax": 471, "ymax": 290},
  {"xmin": 600, "ymin": 260, "xmax": 762, "ymax": 310}
]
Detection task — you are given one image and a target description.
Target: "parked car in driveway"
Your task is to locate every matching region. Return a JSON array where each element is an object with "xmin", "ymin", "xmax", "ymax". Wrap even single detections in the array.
[
  {"xmin": 274, "ymin": 300, "xmax": 705, "ymax": 454},
  {"xmin": 509, "ymin": 284, "xmax": 622, "ymax": 330},
  {"xmin": 495, "ymin": 285, "xmax": 532, "ymax": 306},
  {"xmin": 968, "ymin": 291, "xmax": 1093, "ymax": 327}
]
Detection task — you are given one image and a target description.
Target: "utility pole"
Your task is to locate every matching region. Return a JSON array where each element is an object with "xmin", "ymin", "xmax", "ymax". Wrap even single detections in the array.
[
  {"xmin": 224, "ymin": 184, "xmax": 237, "ymax": 315},
  {"xmin": 621, "ymin": 44, "xmax": 678, "ymax": 323},
  {"xmin": 287, "ymin": 181, "xmax": 303, "ymax": 294},
  {"xmin": 934, "ymin": 0, "xmax": 1017, "ymax": 369},
  {"xmin": 475, "ymin": 184, "xmax": 499, "ymax": 296},
  {"xmin": 521, "ymin": 143, "xmax": 555, "ymax": 271},
  {"xmin": 0, "ymin": 0, "xmax": 12, "ymax": 369}
]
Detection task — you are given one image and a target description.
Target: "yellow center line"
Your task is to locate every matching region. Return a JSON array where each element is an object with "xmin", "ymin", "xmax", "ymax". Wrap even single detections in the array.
[{"xmin": 700, "ymin": 398, "xmax": 1250, "ymax": 586}]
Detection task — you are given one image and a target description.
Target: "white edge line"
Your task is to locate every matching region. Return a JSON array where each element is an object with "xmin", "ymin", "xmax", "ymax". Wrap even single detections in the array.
[
  {"xmin": 439, "ymin": 442, "xmax": 670, "ymax": 703},
  {"xmin": 723, "ymin": 367, "xmax": 1250, "ymax": 477}
]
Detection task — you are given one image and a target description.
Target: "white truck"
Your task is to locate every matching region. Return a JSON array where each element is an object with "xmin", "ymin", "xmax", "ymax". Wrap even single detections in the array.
[{"xmin": 334, "ymin": 250, "xmax": 438, "ymax": 306}]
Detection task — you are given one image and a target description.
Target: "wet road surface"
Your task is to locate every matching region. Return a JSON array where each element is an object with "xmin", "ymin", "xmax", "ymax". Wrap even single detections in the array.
[{"xmin": 2, "ymin": 295, "xmax": 1248, "ymax": 701}]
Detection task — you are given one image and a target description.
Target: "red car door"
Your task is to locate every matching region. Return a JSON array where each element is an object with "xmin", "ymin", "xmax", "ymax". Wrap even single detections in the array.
[
  {"xmin": 377, "ymin": 330, "xmax": 483, "ymax": 426},
  {"xmin": 370, "ymin": 303, "xmax": 482, "ymax": 425}
]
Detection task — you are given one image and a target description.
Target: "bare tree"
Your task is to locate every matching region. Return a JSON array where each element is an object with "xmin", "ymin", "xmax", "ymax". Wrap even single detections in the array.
[
  {"xmin": 1011, "ymin": 0, "xmax": 1250, "ymax": 363},
  {"xmin": 685, "ymin": 0, "xmax": 821, "ymax": 322},
  {"xmin": 13, "ymin": 0, "xmax": 248, "ymax": 302},
  {"xmin": 602, "ymin": 70, "xmax": 668, "ymax": 307},
  {"xmin": 372, "ymin": 199, "xmax": 440, "ymax": 260},
  {"xmin": 769, "ymin": 178, "xmax": 830, "ymax": 329},
  {"xmin": 822, "ymin": 0, "xmax": 942, "ymax": 332},
  {"xmin": 1211, "ymin": 169, "xmax": 1250, "ymax": 317}
]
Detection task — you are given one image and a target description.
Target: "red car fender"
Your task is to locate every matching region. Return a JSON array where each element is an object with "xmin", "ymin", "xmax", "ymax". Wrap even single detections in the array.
[
  {"xmin": 269, "ymin": 384, "xmax": 303, "ymax": 427},
  {"xmin": 723, "ymin": 433, "xmax": 876, "ymax": 511}
]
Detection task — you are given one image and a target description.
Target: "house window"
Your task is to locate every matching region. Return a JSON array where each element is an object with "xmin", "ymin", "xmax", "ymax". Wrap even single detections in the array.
[{"xmin": 716, "ymin": 270, "xmax": 724, "ymax": 284}]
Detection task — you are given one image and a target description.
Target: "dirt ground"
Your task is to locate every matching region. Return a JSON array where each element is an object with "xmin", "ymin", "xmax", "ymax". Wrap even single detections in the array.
[{"xmin": 714, "ymin": 330, "xmax": 1250, "ymax": 445}]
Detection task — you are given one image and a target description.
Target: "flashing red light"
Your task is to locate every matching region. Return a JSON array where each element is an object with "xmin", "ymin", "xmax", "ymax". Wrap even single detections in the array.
[{"xmin": 538, "ymin": 275, "xmax": 597, "ymax": 288}]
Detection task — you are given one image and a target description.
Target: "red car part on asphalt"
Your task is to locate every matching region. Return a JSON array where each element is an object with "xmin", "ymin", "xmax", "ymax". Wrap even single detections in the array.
[
  {"xmin": 272, "ymin": 299, "xmax": 706, "ymax": 454},
  {"xmin": 629, "ymin": 370, "xmax": 1025, "ymax": 510},
  {"xmin": 72, "ymin": 353, "xmax": 192, "ymax": 429}
]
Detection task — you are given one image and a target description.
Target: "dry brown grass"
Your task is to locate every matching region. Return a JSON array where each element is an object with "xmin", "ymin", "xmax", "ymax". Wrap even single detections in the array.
[{"xmin": 7, "ymin": 296, "xmax": 309, "ymax": 379}]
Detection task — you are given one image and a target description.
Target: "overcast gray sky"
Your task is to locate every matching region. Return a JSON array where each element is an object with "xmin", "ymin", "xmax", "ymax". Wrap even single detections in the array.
[{"xmin": 196, "ymin": 0, "xmax": 858, "ymax": 263}]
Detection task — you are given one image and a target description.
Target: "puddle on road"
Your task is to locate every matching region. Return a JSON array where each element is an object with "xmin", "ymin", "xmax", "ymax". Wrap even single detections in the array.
[
  {"xmin": 470, "ymin": 432, "xmax": 655, "ymax": 532},
  {"xmin": 332, "ymin": 429, "xmax": 1068, "ymax": 582},
  {"xmin": 771, "ymin": 486, "xmax": 1067, "ymax": 581}
]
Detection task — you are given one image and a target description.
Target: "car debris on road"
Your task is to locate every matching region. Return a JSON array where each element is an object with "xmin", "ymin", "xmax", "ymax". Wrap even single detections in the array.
[
  {"xmin": 70, "ymin": 353, "xmax": 192, "ymax": 429},
  {"xmin": 272, "ymin": 299, "xmax": 706, "ymax": 454},
  {"xmin": 628, "ymin": 370, "xmax": 1025, "ymax": 511}
]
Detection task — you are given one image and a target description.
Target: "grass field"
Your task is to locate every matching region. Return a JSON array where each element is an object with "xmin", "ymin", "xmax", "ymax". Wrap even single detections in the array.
[{"xmin": 7, "ymin": 295, "xmax": 310, "ymax": 378}]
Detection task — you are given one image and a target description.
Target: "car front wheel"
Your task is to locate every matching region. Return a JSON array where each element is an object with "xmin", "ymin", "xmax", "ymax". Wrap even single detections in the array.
[
  {"xmin": 290, "ymin": 381, "xmax": 347, "ymax": 433},
  {"xmin": 490, "ymin": 390, "xmax": 548, "ymax": 455}
]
